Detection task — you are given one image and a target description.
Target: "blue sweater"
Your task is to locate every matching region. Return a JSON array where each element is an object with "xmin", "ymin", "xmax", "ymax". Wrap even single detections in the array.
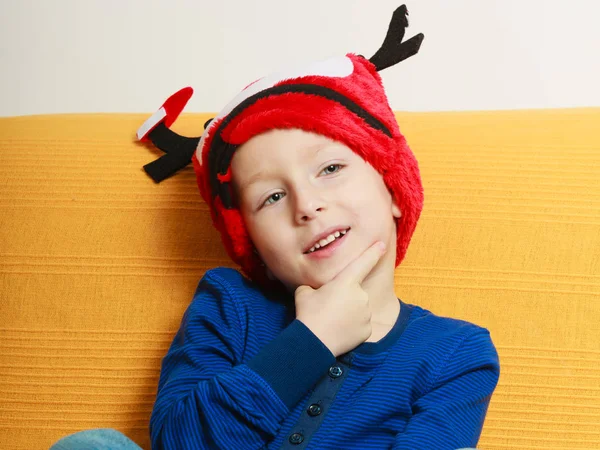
[{"xmin": 150, "ymin": 268, "xmax": 499, "ymax": 449}]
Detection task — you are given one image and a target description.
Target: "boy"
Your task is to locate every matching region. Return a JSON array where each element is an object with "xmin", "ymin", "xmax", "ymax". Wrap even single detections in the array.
[
  {"xmin": 141, "ymin": 6, "xmax": 499, "ymax": 450},
  {"xmin": 51, "ymin": 5, "xmax": 498, "ymax": 450}
]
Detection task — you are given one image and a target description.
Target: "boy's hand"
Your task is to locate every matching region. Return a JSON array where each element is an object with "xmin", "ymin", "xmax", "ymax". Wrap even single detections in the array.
[{"xmin": 294, "ymin": 241, "xmax": 387, "ymax": 357}]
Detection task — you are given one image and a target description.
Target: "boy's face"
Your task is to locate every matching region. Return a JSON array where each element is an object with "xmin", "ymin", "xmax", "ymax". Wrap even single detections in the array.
[{"xmin": 231, "ymin": 128, "xmax": 401, "ymax": 291}]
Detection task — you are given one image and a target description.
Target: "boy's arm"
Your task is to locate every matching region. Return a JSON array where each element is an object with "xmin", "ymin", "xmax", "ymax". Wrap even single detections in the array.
[
  {"xmin": 150, "ymin": 270, "xmax": 336, "ymax": 450},
  {"xmin": 392, "ymin": 329, "xmax": 500, "ymax": 450}
]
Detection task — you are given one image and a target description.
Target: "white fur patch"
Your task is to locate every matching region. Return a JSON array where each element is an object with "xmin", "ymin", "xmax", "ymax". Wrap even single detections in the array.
[{"xmin": 137, "ymin": 107, "xmax": 166, "ymax": 141}]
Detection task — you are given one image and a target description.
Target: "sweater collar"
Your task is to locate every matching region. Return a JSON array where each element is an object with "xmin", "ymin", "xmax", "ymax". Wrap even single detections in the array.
[{"xmin": 352, "ymin": 300, "xmax": 413, "ymax": 355}]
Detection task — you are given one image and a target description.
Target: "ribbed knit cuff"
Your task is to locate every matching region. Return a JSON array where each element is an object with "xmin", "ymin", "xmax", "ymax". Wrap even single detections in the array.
[{"xmin": 246, "ymin": 319, "xmax": 336, "ymax": 409}]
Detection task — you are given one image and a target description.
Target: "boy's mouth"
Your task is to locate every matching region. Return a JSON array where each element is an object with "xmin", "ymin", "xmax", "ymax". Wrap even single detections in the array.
[{"xmin": 304, "ymin": 227, "xmax": 350, "ymax": 254}]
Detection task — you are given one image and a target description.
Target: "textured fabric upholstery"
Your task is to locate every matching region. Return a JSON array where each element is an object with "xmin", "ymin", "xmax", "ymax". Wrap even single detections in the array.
[{"xmin": 1, "ymin": 109, "xmax": 599, "ymax": 449}]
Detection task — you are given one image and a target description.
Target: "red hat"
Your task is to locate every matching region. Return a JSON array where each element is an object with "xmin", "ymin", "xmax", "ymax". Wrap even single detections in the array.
[{"xmin": 138, "ymin": 5, "xmax": 425, "ymax": 290}]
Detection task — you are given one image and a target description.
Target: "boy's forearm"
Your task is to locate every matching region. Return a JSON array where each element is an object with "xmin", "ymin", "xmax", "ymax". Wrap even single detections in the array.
[{"xmin": 150, "ymin": 322, "xmax": 335, "ymax": 450}]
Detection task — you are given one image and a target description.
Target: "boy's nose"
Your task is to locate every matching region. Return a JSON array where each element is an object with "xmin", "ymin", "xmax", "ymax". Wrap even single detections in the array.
[
  {"xmin": 297, "ymin": 206, "xmax": 324, "ymax": 223},
  {"xmin": 293, "ymin": 189, "xmax": 326, "ymax": 223}
]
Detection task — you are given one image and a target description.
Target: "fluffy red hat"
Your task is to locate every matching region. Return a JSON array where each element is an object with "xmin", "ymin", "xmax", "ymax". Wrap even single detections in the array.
[{"xmin": 137, "ymin": 5, "xmax": 425, "ymax": 290}]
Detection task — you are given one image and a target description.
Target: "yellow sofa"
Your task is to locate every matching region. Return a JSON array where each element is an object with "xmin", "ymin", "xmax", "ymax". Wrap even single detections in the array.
[{"xmin": 1, "ymin": 109, "xmax": 599, "ymax": 450}]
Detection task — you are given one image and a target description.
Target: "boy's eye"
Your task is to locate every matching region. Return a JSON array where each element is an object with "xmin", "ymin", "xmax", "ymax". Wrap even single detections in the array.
[
  {"xmin": 259, "ymin": 164, "xmax": 343, "ymax": 209},
  {"xmin": 321, "ymin": 164, "xmax": 343, "ymax": 175},
  {"xmin": 263, "ymin": 192, "xmax": 285, "ymax": 207}
]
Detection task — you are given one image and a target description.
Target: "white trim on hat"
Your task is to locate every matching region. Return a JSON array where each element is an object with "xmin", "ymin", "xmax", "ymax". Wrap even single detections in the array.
[{"xmin": 136, "ymin": 107, "xmax": 167, "ymax": 141}]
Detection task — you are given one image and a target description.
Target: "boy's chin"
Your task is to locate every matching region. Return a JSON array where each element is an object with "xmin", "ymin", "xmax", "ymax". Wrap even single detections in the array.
[
  {"xmin": 275, "ymin": 263, "xmax": 349, "ymax": 292},
  {"xmin": 295, "ymin": 273, "xmax": 337, "ymax": 291},
  {"xmin": 275, "ymin": 275, "xmax": 327, "ymax": 293}
]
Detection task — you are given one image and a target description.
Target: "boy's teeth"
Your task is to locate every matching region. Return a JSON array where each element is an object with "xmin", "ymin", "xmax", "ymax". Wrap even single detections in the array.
[
  {"xmin": 320, "ymin": 236, "xmax": 334, "ymax": 246},
  {"xmin": 308, "ymin": 229, "xmax": 348, "ymax": 253}
]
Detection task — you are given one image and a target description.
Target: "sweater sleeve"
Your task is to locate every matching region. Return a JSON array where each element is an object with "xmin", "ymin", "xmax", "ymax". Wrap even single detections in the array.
[
  {"xmin": 150, "ymin": 269, "xmax": 336, "ymax": 450},
  {"xmin": 392, "ymin": 329, "xmax": 500, "ymax": 450}
]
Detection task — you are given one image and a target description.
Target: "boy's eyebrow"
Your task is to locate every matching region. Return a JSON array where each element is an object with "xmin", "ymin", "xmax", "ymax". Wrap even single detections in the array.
[
  {"xmin": 239, "ymin": 143, "xmax": 337, "ymax": 192},
  {"xmin": 240, "ymin": 169, "xmax": 278, "ymax": 191}
]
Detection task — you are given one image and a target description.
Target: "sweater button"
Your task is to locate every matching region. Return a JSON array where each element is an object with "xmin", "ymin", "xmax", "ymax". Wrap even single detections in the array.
[
  {"xmin": 289, "ymin": 432, "xmax": 304, "ymax": 445},
  {"xmin": 307, "ymin": 403, "xmax": 322, "ymax": 416},
  {"xmin": 328, "ymin": 365, "xmax": 343, "ymax": 378}
]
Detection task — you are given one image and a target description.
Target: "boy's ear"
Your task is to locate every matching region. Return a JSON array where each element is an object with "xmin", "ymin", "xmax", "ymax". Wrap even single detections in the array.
[{"xmin": 392, "ymin": 199, "xmax": 402, "ymax": 219}]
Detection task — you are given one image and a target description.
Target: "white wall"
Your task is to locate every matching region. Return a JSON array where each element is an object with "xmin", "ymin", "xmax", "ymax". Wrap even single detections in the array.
[{"xmin": 1, "ymin": 0, "xmax": 599, "ymax": 116}]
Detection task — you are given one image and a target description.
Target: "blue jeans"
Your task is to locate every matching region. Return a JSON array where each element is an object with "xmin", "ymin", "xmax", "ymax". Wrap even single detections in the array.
[
  {"xmin": 50, "ymin": 429, "xmax": 142, "ymax": 450},
  {"xmin": 49, "ymin": 428, "xmax": 478, "ymax": 449}
]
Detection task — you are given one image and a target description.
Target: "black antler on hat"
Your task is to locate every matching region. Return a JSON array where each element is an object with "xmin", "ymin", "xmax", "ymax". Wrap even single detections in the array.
[
  {"xmin": 368, "ymin": 5, "xmax": 424, "ymax": 71},
  {"xmin": 137, "ymin": 4, "xmax": 423, "ymax": 184}
]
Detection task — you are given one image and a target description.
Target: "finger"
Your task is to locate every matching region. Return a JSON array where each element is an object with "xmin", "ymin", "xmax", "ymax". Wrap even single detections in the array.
[
  {"xmin": 295, "ymin": 284, "xmax": 314, "ymax": 297},
  {"xmin": 334, "ymin": 241, "xmax": 386, "ymax": 285}
]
